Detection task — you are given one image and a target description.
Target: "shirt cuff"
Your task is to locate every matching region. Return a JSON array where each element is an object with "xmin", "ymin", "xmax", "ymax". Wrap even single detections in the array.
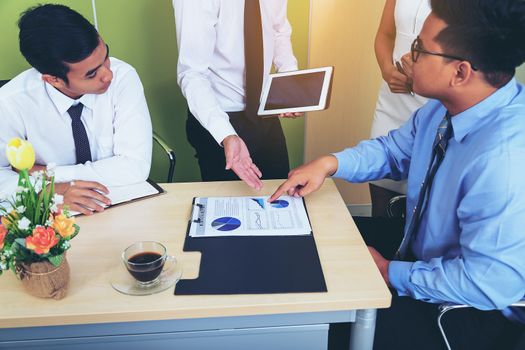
[
  {"xmin": 53, "ymin": 165, "xmax": 79, "ymax": 183},
  {"xmin": 277, "ymin": 64, "xmax": 298, "ymax": 73},
  {"xmin": 331, "ymin": 151, "xmax": 354, "ymax": 179},
  {"xmin": 388, "ymin": 261, "xmax": 414, "ymax": 297},
  {"xmin": 1, "ymin": 176, "xmax": 19, "ymax": 200},
  {"xmin": 207, "ymin": 115, "xmax": 237, "ymax": 146}
]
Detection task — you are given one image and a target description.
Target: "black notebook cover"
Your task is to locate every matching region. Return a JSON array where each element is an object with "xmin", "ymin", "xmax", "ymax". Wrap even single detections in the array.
[{"xmin": 174, "ymin": 198, "xmax": 327, "ymax": 295}]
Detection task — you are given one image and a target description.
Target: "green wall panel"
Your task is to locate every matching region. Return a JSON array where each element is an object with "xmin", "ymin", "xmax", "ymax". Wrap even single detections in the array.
[
  {"xmin": 94, "ymin": 0, "xmax": 198, "ymax": 182},
  {"xmin": 0, "ymin": 0, "xmax": 309, "ymax": 183},
  {"xmin": 0, "ymin": 0, "xmax": 94, "ymax": 78}
]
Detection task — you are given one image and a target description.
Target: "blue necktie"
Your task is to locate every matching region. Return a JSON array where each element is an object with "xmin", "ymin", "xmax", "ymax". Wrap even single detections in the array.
[
  {"xmin": 67, "ymin": 103, "xmax": 92, "ymax": 164},
  {"xmin": 395, "ymin": 113, "xmax": 453, "ymax": 260}
]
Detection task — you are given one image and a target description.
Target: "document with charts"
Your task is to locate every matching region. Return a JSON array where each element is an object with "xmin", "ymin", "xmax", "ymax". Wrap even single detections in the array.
[{"xmin": 189, "ymin": 195, "xmax": 312, "ymax": 237}]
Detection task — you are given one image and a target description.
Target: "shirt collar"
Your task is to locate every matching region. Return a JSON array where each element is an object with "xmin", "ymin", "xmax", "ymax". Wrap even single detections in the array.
[
  {"xmin": 450, "ymin": 78, "xmax": 519, "ymax": 143},
  {"xmin": 44, "ymin": 80, "xmax": 96, "ymax": 115}
]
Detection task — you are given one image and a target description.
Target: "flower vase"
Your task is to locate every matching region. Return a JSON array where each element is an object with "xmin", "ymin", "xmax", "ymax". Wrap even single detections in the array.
[{"xmin": 18, "ymin": 255, "xmax": 70, "ymax": 300}]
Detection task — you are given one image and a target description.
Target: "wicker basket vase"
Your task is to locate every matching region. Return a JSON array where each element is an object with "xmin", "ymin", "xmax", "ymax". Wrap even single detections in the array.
[{"xmin": 18, "ymin": 255, "xmax": 70, "ymax": 300}]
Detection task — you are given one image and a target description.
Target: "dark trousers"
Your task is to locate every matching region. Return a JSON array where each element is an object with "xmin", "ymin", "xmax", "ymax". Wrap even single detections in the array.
[
  {"xmin": 329, "ymin": 217, "xmax": 525, "ymax": 350},
  {"xmin": 186, "ymin": 110, "xmax": 289, "ymax": 181}
]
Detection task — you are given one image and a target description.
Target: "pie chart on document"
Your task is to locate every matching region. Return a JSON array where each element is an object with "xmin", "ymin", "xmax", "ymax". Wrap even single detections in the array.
[{"xmin": 211, "ymin": 217, "xmax": 242, "ymax": 231}]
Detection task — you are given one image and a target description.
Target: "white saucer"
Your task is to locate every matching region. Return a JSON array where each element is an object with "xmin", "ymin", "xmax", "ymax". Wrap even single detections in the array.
[{"xmin": 110, "ymin": 256, "xmax": 182, "ymax": 296}]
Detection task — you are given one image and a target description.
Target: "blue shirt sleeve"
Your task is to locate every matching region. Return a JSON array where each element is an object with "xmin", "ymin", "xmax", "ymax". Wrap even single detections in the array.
[{"xmin": 332, "ymin": 109, "xmax": 420, "ymax": 182}]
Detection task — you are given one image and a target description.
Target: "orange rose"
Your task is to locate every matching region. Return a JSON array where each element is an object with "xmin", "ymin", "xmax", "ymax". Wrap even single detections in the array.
[
  {"xmin": 52, "ymin": 214, "xmax": 75, "ymax": 238},
  {"xmin": 26, "ymin": 226, "xmax": 59, "ymax": 255},
  {"xmin": 0, "ymin": 224, "xmax": 6, "ymax": 249}
]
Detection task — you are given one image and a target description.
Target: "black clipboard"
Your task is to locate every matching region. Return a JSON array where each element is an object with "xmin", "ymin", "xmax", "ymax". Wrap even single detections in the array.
[{"xmin": 174, "ymin": 197, "xmax": 327, "ymax": 295}]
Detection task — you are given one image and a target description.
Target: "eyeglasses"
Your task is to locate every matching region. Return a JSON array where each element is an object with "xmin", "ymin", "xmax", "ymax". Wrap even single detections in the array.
[{"xmin": 411, "ymin": 37, "xmax": 478, "ymax": 71}]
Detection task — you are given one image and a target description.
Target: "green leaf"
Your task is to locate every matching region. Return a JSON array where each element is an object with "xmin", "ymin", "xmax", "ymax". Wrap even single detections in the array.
[
  {"xmin": 70, "ymin": 224, "xmax": 80, "ymax": 239},
  {"xmin": 48, "ymin": 254, "xmax": 63, "ymax": 267},
  {"xmin": 35, "ymin": 190, "xmax": 44, "ymax": 224},
  {"xmin": 14, "ymin": 238, "xmax": 26, "ymax": 247}
]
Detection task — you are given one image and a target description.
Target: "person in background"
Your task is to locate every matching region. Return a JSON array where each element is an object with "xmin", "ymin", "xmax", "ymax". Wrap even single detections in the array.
[
  {"xmin": 270, "ymin": 0, "xmax": 525, "ymax": 348},
  {"xmin": 369, "ymin": 0, "xmax": 431, "ymax": 216},
  {"xmin": 0, "ymin": 4, "xmax": 152, "ymax": 215},
  {"xmin": 173, "ymin": 0, "xmax": 300, "ymax": 190}
]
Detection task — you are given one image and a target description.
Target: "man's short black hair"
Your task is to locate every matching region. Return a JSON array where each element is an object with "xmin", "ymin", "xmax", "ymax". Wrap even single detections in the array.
[
  {"xmin": 18, "ymin": 4, "xmax": 100, "ymax": 83},
  {"xmin": 431, "ymin": 0, "xmax": 525, "ymax": 87}
]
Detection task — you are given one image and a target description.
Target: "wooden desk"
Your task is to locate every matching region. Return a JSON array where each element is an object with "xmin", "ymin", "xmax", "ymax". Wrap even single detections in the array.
[{"xmin": 0, "ymin": 180, "xmax": 391, "ymax": 350}]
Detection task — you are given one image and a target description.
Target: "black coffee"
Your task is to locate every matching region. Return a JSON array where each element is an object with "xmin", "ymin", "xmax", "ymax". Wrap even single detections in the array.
[{"xmin": 126, "ymin": 252, "xmax": 164, "ymax": 283}]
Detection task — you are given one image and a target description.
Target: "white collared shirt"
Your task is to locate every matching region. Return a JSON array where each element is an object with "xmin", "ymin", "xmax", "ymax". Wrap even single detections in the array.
[
  {"xmin": 0, "ymin": 57, "xmax": 152, "ymax": 198},
  {"xmin": 173, "ymin": 0, "xmax": 298, "ymax": 144}
]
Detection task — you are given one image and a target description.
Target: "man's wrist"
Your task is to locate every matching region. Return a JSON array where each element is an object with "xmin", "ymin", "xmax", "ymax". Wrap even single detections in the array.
[{"xmin": 221, "ymin": 134, "xmax": 237, "ymax": 147}]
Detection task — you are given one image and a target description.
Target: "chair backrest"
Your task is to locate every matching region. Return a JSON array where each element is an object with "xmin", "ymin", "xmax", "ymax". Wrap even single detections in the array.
[{"xmin": 0, "ymin": 80, "xmax": 10, "ymax": 88}]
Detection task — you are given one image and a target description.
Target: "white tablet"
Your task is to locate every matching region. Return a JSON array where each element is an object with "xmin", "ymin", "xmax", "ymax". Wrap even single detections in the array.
[{"xmin": 258, "ymin": 66, "xmax": 333, "ymax": 116}]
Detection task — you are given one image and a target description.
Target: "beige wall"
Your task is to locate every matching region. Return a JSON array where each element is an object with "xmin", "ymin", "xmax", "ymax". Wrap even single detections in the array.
[{"xmin": 307, "ymin": 0, "xmax": 384, "ymax": 204}]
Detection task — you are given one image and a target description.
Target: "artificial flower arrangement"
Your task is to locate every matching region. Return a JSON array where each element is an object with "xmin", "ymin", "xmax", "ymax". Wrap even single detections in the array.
[{"xmin": 0, "ymin": 138, "xmax": 78, "ymax": 299}]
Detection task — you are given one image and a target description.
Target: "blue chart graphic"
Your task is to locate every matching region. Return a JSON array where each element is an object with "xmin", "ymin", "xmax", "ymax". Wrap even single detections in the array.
[
  {"xmin": 250, "ymin": 198, "xmax": 265, "ymax": 209},
  {"xmin": 270, "ymin": 200, "xmax": 289, "ymax": 209},
  {"xmin": 211, "ymin": 217, "xmax": 241, "ymax": 231}
]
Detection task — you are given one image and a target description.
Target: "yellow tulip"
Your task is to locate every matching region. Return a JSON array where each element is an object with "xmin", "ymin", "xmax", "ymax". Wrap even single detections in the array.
[{"xmin": 5, "ymin": 138, "xmax": 35, "ymax": 170}]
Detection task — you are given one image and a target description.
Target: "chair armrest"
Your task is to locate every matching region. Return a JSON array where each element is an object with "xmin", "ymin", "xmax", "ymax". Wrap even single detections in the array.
[
  {"xmin": 387, "ymin": 195, "xmax": 407, "ymax": 219},
  {"xmin": 437, "ymin": 300, "xmax": 525, "ymax": 350},
  {"xmin": 153, "ymin": 132, "xmax": 176, "ymax": 183}
]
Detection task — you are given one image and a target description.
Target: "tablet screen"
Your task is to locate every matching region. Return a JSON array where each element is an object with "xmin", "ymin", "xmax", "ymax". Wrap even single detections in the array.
[{"xmin": 264, "ymin": 71, "xmax": 326, "ymax": 111}]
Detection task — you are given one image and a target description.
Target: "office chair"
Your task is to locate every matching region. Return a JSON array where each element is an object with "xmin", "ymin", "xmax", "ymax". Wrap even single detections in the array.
[
  {"xmin": 386, "ymin": 195, "xmax": 525, "ymax": 350},
  {"xmin": 1, "ymin": 78, "xmax": 176, "ymax": 183}
]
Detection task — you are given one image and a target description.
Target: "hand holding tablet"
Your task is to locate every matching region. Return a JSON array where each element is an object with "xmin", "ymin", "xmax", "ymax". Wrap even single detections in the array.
[{"xmin": 258, "ymin": 67, "xmax": 333, "ymax": 117}]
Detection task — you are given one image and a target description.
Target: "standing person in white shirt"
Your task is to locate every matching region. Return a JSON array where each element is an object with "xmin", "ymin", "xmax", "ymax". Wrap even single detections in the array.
[
  {"xmin": 173, "ymin": 0, "xmax": 300, "ymax": 190},
  {"xmin": 0, "ymin": 4, "xmax": 152, "ymax": 216}
]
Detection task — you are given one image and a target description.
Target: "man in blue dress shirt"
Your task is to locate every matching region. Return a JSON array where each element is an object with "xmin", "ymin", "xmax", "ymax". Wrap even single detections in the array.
[{"xmin": 270, "ymin": 0, "xmax": 525, "ymax": 348}]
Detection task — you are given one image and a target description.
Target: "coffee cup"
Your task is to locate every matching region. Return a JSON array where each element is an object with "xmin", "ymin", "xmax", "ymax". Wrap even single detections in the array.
[{"xmin": 122, "ymin": 241, "xmax": 170, "ymax": 286}]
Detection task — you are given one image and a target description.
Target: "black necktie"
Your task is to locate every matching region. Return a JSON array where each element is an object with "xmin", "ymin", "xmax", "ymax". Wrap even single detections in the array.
[
  {"xmin": 244, "ymin": 0, "xmax": 264, "ymax": 117},
  {"xmin": 395, "ymin": 114, "xmax": 453, "ymax": 260},
  {"xmin": 67, "ymin": 103, "xmax": 92, "ymax": 164}
]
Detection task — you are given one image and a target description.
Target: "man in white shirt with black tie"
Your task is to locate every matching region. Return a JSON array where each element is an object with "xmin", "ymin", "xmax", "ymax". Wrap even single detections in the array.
[
  {"xmin": 173, "ymin": 0, "xmax": 300, "ymax": 190},
  {"xmin": 0, "ymin": 4, "xmax": 152, "ymax": 215}
]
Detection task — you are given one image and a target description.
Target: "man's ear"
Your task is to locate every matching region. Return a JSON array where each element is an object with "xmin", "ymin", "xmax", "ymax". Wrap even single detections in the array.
[
  {"xmin": 451, "ymin": 61, "xmax": 474, "ymax": 88},
  {"xmin": 42, "ymin": 74, "xmax": 66, "ymax": 89}
]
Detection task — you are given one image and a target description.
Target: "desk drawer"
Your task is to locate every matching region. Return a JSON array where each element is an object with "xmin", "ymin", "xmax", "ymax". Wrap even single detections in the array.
[{"xmin": 0, "ymin": 324, "xmax": 328, "ymax": 350}]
